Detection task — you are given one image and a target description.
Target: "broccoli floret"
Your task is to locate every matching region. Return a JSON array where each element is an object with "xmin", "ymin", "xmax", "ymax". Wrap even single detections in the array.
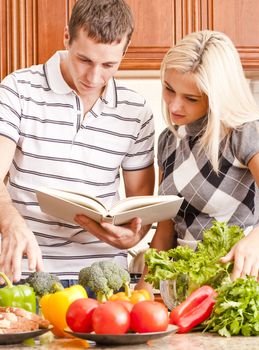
[
  {"xmin": 25, "ymin": 271, "xmax": 64, "ymax": 298},
  {"xmin": 78, "ymin": 261, "xmax": 131, "ymax": 302}
]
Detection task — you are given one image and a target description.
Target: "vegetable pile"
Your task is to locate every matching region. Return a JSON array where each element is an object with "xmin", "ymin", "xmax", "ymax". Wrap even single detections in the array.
[
  {"xmin": 66, "ymin": 298, "xmax": 169, "ymax": 334},
  {"xmin": 144, "ymin": 221, "xmax": 244, "ymax": 296},
  {"xmin": 203, "ymin": 276, "xmax": 259, "ymax": 337}
]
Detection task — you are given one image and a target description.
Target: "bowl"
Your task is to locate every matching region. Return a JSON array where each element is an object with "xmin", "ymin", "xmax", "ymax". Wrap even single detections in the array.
[{"xmin": 160, "ymin": 276, "xmax": 189, "ymax": 310}]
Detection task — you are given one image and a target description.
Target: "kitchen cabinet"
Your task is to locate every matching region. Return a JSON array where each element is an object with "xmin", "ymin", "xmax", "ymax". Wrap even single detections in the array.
[
  {"xmin": 123, "ymin": 0, "xmax": 259, "ymax": 71},
  {"xmin": 1, "ymin": 0, "xmax": 259, "ymax": 80}
]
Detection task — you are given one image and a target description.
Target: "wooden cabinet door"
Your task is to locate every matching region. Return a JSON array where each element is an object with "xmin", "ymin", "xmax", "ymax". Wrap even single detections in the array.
[
  {"xmin": 1, "ymin": 0, "xmax": 259, "ymax": 80},
  {"xmin": 0, "ymin": 0, "xmax": 75, "ymax": 80},
  {"xmin": 211, "ymin": 0, "xmax": 259, "ymax": 70},
  {"xmin": 122, "ymin": 0, "xmax": 259, "ymax": 71}
]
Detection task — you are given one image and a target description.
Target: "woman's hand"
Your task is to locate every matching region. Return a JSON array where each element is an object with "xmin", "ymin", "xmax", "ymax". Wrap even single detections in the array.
[{"xmin": 220, "ymin": 227, "xmax": 259, "ymax": 281}]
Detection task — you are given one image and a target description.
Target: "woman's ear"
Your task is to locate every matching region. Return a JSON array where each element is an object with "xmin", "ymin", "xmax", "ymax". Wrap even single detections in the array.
[{"xmin": 63, "ymin": 26, "xmax": 70, "ymax": 50}]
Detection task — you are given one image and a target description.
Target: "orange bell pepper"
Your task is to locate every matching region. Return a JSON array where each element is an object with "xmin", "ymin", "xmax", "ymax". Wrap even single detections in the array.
[{"xmin": 40, "ymin": 284, "xmax": 87, "ymax": 337}]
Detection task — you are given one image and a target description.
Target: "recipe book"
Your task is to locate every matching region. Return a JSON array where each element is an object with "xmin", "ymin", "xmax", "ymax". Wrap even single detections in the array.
[{"xmin": 36, "ymin": 188, "xmax": 183, "ymax": 226}]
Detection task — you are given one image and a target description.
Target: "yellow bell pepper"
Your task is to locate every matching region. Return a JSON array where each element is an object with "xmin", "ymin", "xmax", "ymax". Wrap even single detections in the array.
[
  {"xmin": 40, "ymin": 284, "xmax": 87, "ymax": 337},
  {"xmin": 109, "ymin": 289, "xmax": 151, "ymax": 304},
  {"xmin": 130, "ymin": 289, "xmax": 151, "ymax": 304}
]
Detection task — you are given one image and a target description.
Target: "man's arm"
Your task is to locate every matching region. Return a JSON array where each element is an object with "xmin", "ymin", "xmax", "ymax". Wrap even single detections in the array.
[
  {"xmin": 74, "ymin": 164, "xmax": 155, "ymax": 249},
  {"xmin": 122, "ymin": 163, "xmax": 155, "ymax": 236},
  {"xmin": 0, "ymin": 136, "xmax": 43, "ymax": 282},
  {"xmin": 122, "ymin": 164, "xmax": 155, "ymax": 197}
]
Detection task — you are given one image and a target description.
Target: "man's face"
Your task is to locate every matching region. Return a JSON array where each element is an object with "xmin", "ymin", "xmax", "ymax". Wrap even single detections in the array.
[{"xmin": 63, "ymin": 28, "xmax": 127, "ymax": 97}]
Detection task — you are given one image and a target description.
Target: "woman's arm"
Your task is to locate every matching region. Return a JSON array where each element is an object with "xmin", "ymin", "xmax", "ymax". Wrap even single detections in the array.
[{"xmin": 221, "ymin": 152, "xmax": 259, "ymax": 280}]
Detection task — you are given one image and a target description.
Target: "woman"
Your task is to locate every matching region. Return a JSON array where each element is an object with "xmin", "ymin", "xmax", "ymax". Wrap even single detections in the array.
[{"xmin": 137, "ymin": 30, "xmax": 259, "ymax": 293}]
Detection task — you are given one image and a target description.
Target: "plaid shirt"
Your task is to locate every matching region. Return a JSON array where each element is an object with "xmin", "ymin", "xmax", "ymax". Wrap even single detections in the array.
[{"xmin": 158, "ymin": 117, "xmax": 259, "ymax": 246}]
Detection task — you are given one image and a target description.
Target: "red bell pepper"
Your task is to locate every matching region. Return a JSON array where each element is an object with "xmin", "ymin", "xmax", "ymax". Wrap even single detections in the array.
[{"xmin": 169, "ymin": 285, "xmax": 217, "ymax": 333}]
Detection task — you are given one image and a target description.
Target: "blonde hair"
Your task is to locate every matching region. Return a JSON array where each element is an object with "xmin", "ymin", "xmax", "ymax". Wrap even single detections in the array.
[{"xmin": 161, "ymin": 30, "xmax": 259, "ymax": 172}]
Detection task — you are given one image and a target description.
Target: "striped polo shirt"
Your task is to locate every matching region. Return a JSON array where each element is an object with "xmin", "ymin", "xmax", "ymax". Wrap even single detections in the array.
[{"xmin": 0, "ymin": 51, "xmax": 155, "ymax": 279}]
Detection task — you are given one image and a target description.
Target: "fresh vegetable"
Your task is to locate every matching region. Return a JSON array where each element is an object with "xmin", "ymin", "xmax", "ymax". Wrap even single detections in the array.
[
  {"xmin": 40, "ymin": 284, "xmax": 87, "ymax": 337},
  {"xmin": 130, "ymin": 289, "xmax": 151, "ymax": 303},
  {"xmin": 144, "ymin": 221, "xmax": 244, "ymax": 295},
  {"xmin": 113, "ymin": 299, "xmax": 134, "ymax": 313},
  {"xmin": 92, "ymin": 301, "xmax": 130, "ymax": 334},
  {"xmin": 169, "ymin": 285, "xmax": 217, "ymax": 333},
  {"xmin": 0, "ymin": 272, "xmax": 36, "ymax": 313},
  {"xmin": 66, "ymin": 298, "xmax": 99, "ymax": 333},
  {"xmin": 130, "ymin": 300, "xmax": 169, "ymax": 333},
  {"xmin": 109, "ymin": 289, "xmax": 151, "ymax": 303},
  {"xmin": 78, "ymin": 260, "xmax": 130, "ymax": 302},
  {"xmin": 25, "ymin": 271, "xmax": 63, "ymax": 297},
  {"xmin": 204, "ymin": 276, "xmax": 259, "ymax": 337}
]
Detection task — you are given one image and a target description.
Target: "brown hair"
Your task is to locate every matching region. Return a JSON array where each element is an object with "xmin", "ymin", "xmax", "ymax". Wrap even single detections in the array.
[{"xmin": 68, "ymin": 0, "xmax": 134, "ymax": 48}]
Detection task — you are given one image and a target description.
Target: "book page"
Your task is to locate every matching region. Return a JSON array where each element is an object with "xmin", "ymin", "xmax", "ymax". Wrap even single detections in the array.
[
  {"xmin": 109, "ymin": 195, "xmax": 180, "ymax": 216},
  {"xmin": 38, "ymin": 188, "xmax": 107, "ymax": 215}
]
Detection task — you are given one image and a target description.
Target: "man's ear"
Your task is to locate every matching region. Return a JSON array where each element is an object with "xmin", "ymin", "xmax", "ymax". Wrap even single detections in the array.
[{"xmin": 63, "ymin": 26, "xmax": 70, "ymax": 50}]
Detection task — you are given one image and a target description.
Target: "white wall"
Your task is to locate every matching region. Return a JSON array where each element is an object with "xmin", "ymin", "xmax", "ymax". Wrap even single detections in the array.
[
  {"xmin": 117, "ymin": 74, "xmax": 165, "ymax": 257},
  {"xmin": 250, "ymin": 79, "xmax": 259, "ymax": 107}
]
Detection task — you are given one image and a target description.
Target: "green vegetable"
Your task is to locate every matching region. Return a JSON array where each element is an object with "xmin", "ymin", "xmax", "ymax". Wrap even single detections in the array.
[
  {"xmin": 0, "ymin": 272, "xmax": 36, "ymax": 313},
  {"xmin": 25, "ymin": 271, "xmax": 64, "ymax": 298},
  {"xmin": 144, "ymin": 221, "xmax": 244, "ymax": 294},
  {"xmin": 203, "ymin": 276, "xmax": 259, "ymax": 337},
  {"xmin": 78, "ymin": 261, "xmax": 130, "ymax": 302}
]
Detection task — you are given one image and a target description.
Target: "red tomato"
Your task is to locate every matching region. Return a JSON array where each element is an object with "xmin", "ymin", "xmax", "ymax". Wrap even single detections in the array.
[
  {"xmin": 92, "ymin": 301, "xmax": 130, "ymax": 334},
  {"xmin": 113, "ymin": 300, "xmax": 134, "ymax": 313},
  {"xmin": 66, "ymin": 298, "xmax": 99, "ymax": 333},
  {"xmin": 130, "ymin": 300, "xmax": 169, "ymax": 333}
]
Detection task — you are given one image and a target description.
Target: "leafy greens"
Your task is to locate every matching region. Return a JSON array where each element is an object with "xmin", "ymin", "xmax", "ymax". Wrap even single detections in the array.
[
  {"xmin": 144, "ymin": 221, "xmax": 244, "ymax": 293},
  {"xmin": 203, "ymin": 276, "xmax": 259, "ymax": 337}
]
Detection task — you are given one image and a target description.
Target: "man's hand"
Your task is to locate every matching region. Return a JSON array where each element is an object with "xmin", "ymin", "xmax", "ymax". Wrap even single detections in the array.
[
  {"xmin": 220, "ymin": 227, "xmax": 259, "ymax": 281},
  {"xmin": 74, "ymin": 215, "xmax": 147, "ymax": 249},
  {"xmin": 0, "ymin": 224, "xmax": 44, "ymax": 283}
]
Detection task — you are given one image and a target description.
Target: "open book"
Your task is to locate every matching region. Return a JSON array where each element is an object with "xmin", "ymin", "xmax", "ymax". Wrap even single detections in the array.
[{"xmin": 36, "ymin": 188, "xmax": 184, "ymax": 226}]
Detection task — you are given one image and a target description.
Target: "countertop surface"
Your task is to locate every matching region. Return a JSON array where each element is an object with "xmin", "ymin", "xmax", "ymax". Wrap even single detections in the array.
[{"xmin": 2, "ymin": 331, "xmax": 259, "ymax": 350}]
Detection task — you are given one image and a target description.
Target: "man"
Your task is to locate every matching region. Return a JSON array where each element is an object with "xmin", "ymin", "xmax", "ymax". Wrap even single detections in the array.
[{"xmin": 0, "ymin": 0, "xmax": 155, "ymax": 284}]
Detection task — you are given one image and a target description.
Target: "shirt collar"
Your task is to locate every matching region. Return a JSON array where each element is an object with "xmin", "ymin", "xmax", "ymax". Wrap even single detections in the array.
[
  {"xmin": 44, "ymin": 51, "xmax": 72, "ymax": 95},
  {"xmin": 101, "ymin": 78, "xmax": 117, "ymax": 108},
  {"xmin": 185, "ymin": 115, "xmax": 208, "ymax": 137},
  {"xmin": 44, "ymin": 50, "xmax": 118, "ymax": 108}
]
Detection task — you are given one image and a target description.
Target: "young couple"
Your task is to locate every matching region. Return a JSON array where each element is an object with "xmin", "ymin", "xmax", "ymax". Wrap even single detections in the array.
[{"xmin": 0, "ymin": 0, "xmax": 258, "ymax": 291}]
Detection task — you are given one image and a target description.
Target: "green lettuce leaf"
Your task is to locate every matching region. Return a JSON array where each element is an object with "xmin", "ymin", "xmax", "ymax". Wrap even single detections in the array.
[{"xmin": 144, "ymin": 221, "xmax": 244, "ymax": 292}]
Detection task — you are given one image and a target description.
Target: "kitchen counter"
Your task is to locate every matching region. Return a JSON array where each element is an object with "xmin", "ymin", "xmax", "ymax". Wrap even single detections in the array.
[{"xmin": 3, "ymin": 332, "xmax": 259, "ymax": 350}]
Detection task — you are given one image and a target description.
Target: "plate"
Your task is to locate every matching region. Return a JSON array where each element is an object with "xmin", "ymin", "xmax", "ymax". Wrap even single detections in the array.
[
  {"xmin": 0, "ymin": 327, "xmax": 53, "ymax": 345},
  {"xmin": 64, "ymin": 324, "xmax": 178, "ymax": 345}
]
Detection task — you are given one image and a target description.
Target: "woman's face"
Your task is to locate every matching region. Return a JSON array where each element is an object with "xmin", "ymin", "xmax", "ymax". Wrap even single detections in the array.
[{"xmin": 163, "ymin": 68, "xmax": 208, "ymax": 126}]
